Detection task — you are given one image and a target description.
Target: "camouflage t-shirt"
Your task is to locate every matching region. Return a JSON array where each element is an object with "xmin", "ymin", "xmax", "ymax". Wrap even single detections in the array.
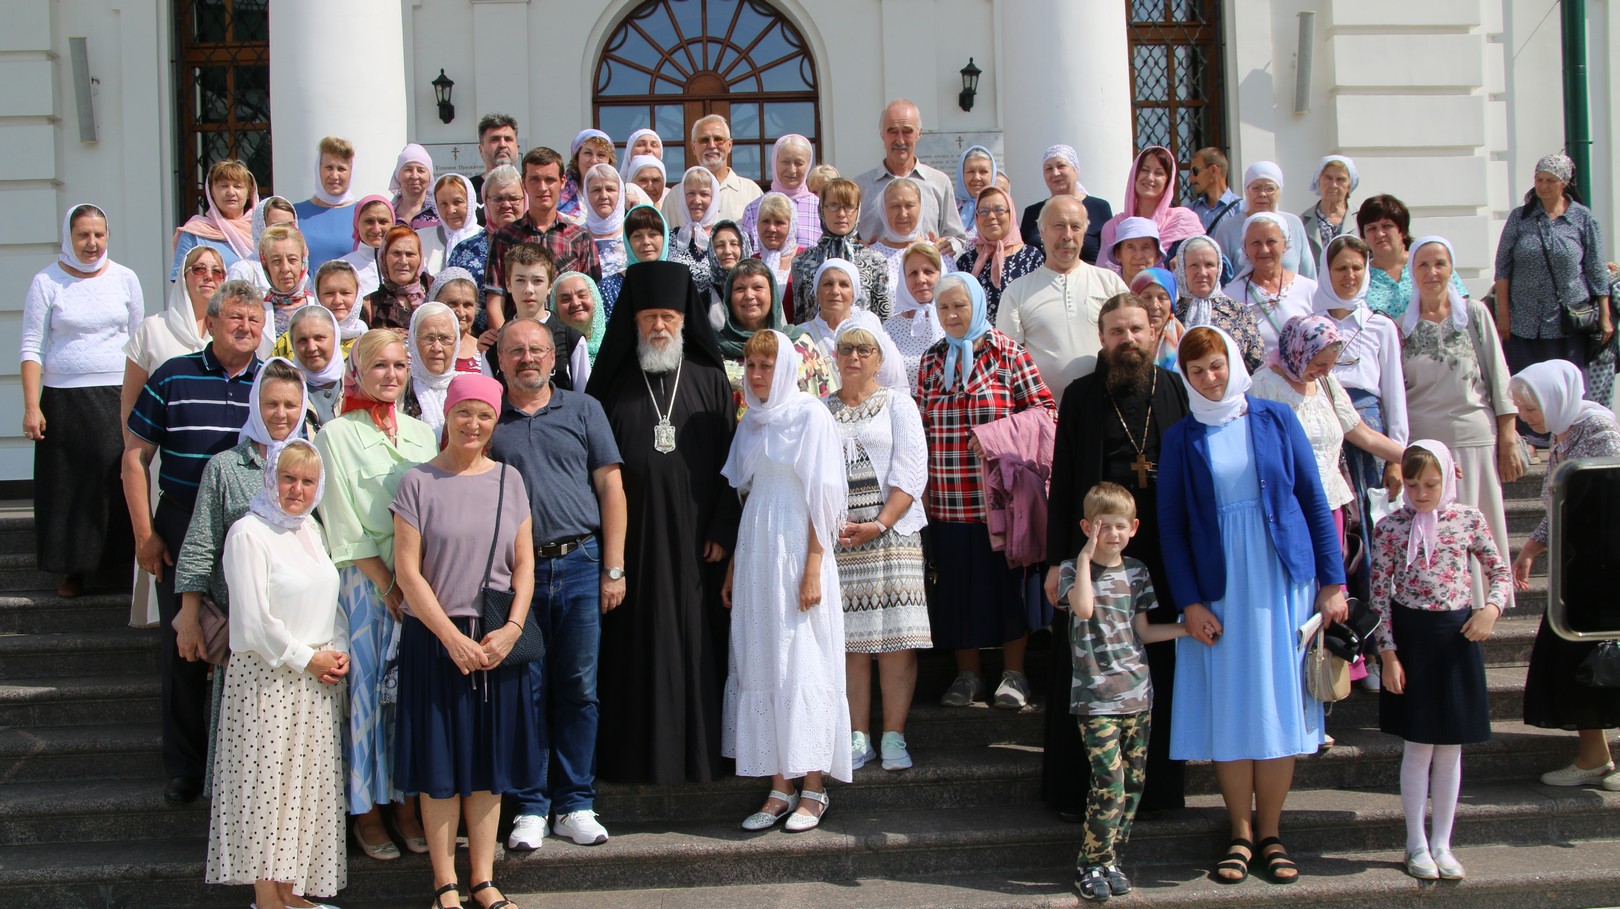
[{"xmin": 1056, "ymin": 557, "xmax": 1157, "ymax": 716}]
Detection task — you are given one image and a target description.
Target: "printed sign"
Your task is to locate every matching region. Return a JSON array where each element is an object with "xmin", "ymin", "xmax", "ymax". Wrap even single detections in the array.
[
  {"xmin": 915, "ymin": 130, "xmax": 1005, "ymax": 176},
  {"xmin": 421, "ymin": 142, "xmax": 485, "ymax": 179}
]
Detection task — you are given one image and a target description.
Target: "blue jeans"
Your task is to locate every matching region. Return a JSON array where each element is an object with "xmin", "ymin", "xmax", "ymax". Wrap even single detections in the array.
[{"xmin": 510, "ymin": 537, "xmax": 602, "ymax": 818}]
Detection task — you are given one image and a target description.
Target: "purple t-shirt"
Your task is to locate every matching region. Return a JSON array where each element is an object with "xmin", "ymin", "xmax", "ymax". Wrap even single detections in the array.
[{"xmin": 390, "ymin": 463, "xmax": 529, "ymax": 619}]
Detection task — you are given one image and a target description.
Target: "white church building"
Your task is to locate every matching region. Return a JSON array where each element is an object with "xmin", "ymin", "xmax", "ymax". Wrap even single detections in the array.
[{"xmin": 1, "ymin": 0, "xmax": 1615, "ymax": 483}]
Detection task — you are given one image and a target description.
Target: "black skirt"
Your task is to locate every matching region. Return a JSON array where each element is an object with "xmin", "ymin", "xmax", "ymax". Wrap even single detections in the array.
[
  {"xmin": 1379, "ymin": 605, "xmax": 1490, "ymax": 745},
  {"xmin": 1523, "ymin": 615, "xmax": 1620, "ymax": 731},
  {"xmin": 34, "ymin": 385, "xmax": 132, "ymax": 574},
  {"xmin": 922, "ymin": 521, "xmax": 1050, "ymax": 651},
  {"xmin": 393, "ymin": 615, "xmax": 543, "ymax": 799}
]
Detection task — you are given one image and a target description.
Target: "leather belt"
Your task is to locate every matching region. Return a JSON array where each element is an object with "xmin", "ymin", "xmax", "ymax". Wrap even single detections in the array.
[{"xmin": 536, "ymin": 533, "xmax": 593, "ymax": 558}]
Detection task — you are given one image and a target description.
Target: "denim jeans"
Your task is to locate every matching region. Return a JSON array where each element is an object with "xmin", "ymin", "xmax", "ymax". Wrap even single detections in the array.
[{"xmin": 509, "ymin": 536, "xmax": 602, "ymax": 818}]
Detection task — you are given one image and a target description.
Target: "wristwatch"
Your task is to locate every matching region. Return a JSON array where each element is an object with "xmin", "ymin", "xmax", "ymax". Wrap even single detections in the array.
[{"xmin": 605, "ymin": 566, "xmax": 626, "ymax": 581}]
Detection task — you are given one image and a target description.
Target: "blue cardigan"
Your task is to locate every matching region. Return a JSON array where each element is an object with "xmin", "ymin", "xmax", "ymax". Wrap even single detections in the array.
[{"xmin": 1157, "ymin": 396, "xmax": 1345, "ymax": 611}]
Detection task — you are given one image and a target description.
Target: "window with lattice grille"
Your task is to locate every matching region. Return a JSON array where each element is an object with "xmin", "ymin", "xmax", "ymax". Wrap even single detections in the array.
[
  {"xmin": 1127, "ymin": 0, "xmax": 1226, "ymax": 202},
  {"xmin": 174, "ymin": 0, "xmax": 272, "ymax": 217}
]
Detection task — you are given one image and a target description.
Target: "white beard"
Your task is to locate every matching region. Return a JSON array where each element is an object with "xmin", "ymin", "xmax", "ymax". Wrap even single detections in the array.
[{"xmin": 637, "ymin": 332, "xmax": 685, "ymax": 374}]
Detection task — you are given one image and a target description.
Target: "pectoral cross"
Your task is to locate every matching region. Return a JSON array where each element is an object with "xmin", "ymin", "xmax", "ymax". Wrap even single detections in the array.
[{"xmin": 1131, "ymin": 453, "xmax": 1154, "ymax": 489}]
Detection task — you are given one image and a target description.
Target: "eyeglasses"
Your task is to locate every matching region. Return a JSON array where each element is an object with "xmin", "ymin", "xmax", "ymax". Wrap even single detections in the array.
[
  {"xmin": 977, "ymin": 207, "xmax": 1011, "ymax": 218},
  {"xmin": 824, "ymin": 203, "xmax": 858, "ymax": 214},
  {"xmin": 489, "ymin": 194, "xmax": 525, "ymax": 207},
  {"xmin": 503, "ymin": 345, "xmax": 554, "ymax": 358},
  {"xmin": 836, "ymin": 343, "xmax": 878, "ymax": 358},
  {"xmin": 418, "ymin": 333, "xmax": 457, "ymax": 348},
  {"xmin": 188, "ymin": 265, "xmax": 227, "ymax": 278}
]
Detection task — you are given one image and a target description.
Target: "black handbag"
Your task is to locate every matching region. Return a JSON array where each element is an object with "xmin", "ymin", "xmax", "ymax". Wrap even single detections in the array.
[
  {"xmin": 1536, "ymin": 218, "xmax": 1601, "ymax": 336},
  {"xmin": 1322, "ymin": 597, "xmax": 1381, "ymax": 662},
  {"xmin": 1575, "ymin": 640, "xmax": 1620, "ymax": 688},
  {"xmin": 479, "ymin": 464, "xmax": 544, "ymax": 667}
]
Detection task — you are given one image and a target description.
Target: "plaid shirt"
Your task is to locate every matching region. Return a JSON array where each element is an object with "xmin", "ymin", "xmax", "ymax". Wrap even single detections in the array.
[
  {"xmin": 916, "ymin": 328, "xmax": 1055, "ymax": 522},
  {"xmin": 484, "ymin": 211, "xmax": 602, "ymax": 302}
]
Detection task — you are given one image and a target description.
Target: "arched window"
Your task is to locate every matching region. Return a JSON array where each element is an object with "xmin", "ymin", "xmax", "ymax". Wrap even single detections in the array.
[
  {"xmin": 1127, "ymin": 0, "xmax": 1225, "ymax": 201},
  {"xmin": 593, "ymin": 0, "xmax": 822, "ymax": 187}
]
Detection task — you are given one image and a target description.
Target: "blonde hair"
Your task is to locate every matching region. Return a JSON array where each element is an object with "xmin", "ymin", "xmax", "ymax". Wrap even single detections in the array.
[
  {"xmin": 258, "ymin": 224, "xmax": 307, "ymax": 261},
  {"xmin": 682, "ymin": 168, "xmax": 714, "ymax": 192},
  {"xmin": 902, "ymin": 241, "xmax": 943, "ymax": 273},
  {"xmin": 275, "ymin": 439, "xmax": 323, "ymax": 478},
  {"xmin": 758, "ymin": 193, "xmax": 794, "ymax": 223},
  {"xmin": 317, "ymin": 136, "xmax": 354, "ymax": 162},
  {"xmin": 350, "ymin": 328, "xmax": 406, "ymax": 378},
  {"xmin": 836, "ymin": 326, "xmax": 881, "ymax": 359},
  {"xmin": 742, "ymin": 329, "xmax": 779, "ymax": 360},
  {"xmin": 807, "ymin": 164, "xmax": 840, "ymax": 193},
  {"xmin": 1083, "ymin": 482, "xmax": 1137, "ymax": 522}
]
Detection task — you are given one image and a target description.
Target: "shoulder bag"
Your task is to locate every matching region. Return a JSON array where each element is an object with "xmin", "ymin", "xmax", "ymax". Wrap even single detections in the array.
[
  {"xmin": 479, "ymin": 463, "xmax": 545, "ymax": 667},
  {"xmin": 1305, "ymin": 622, "xmax": 1351, "ymax": 704},
  {"xmin": 1576, "ymin": 640, "xmax": 1620, "ymax": 688},
  {"xmin": 1535, "ymin": 213, "xmax": 1600, "ymax": 336}
]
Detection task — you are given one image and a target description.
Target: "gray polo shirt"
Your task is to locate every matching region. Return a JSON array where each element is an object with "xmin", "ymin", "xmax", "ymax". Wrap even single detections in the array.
[
  {"xmin": 489, "ymin": 387, "xmax": 622, "ymax": 547},
  {"xmin": 854, "ymin": 159, "xmax": 968, "ymax": 251}
]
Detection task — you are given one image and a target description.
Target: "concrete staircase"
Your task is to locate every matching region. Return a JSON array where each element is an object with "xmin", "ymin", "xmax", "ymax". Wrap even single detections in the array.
[{"xmin": 1, "ymin": 466, "xmax": 1617, "ymax": 909}]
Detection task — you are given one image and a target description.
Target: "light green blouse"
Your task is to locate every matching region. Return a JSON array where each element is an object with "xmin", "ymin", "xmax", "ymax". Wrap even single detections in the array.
[{"xmin": 313, "ymin": 409, "xmax": 437, "ymax": 569}]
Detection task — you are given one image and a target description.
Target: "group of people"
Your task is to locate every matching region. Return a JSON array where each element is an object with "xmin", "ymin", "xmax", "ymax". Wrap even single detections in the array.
[{"xmin": 17, "ymin": 93, "xmax": 1620, "ymax": 907}]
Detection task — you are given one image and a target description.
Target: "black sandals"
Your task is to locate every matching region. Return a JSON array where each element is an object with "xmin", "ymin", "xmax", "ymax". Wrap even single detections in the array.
[
  {"xmin": 1257, "ymin": 836, "xmax": 1299, "ymax": 883},
  {"xmin": 1214, "ymin": 837, "xmax": 1253, "ymax": 883}
]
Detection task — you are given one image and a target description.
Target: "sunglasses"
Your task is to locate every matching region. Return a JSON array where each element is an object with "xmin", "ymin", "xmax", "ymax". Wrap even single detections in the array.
[
  {"xmin": 188, "ymin": 265, "xmax": 227, "ymax": 278},
  {"xmin": 836, "ymin": 343, "xmax": 878, "ymax": 358}
]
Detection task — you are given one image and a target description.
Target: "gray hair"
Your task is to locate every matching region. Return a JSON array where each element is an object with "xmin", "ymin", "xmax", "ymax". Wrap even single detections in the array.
[
  {"xmin": 1037, "ymin": 194, "xmax": 1089, "ymax": 231},
  {"xmin": 288, "ymin": 304, "xmax": 336, "ymax": 338},
  {"xmin": 207, "ymin": 279, "xmax": 262, "ymax": 318},
  {"xmin": 690, "ymin": 114, "xmax": 730, "ymax": 142},
  {"xmin": 483, "ymin": 164, "xmax": 521, "ymax": 200}
]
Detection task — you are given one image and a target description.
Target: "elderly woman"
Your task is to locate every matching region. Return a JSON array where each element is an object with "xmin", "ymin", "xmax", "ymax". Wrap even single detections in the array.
[
  {"xmin": 957, "ymin": 185, "xmax": 1042, "ymax": 324},
  {"xmin": 22, "ymin": 203, "xmax": 143, "ymax": 599},
  {"xmin": 208, "ymin": 439, "xmax": 347, "ymax": 909},
  {"xmin": 792, "ymin": 178, "xmax": 893, "ymax": 323},
  {"xmin": 172, "ymin": 159, "xmax": 258, "ymax": 281},
  {"xmin": 717, "ymin": 259, "xmax": 834, "ymax": 417},
  {"xmin": 1212, "ymin": 163, "xmax": 1316, "ymax": 280},
  {"xmin": 887, "ymin": 243, "xmax": 947, "ymax": 394},
  {"xmin": 448, "ymin": 165, "xmax": 525, "ymax": 334},
  {"xmin": 955, "ymin": 145, "xmax": 998, "ymax": 245},
  {"xmin": 869, "ymin": 178, "xmax": 934, "ymax": 293},
  {"xmin": 1301, "ymin": 156, "xmax": 1359, "ymax": 263},
  {"xmin": 1357, "ymin": 194, "xmax": 1471, "ymax": 321},
  {"xmin": 552, "ymin": 271, "xmax": 608, "ymax": 366},
  {"xmin": 1494, "ymin": 154, "xmax": 1612, "ymax": 442},
  {"xmin": 365, "ymin": 225, "xmax": 432, "ymax": 334},
  {"xmin": 1130, "ymin": 268, "xmax": 1184, "ymax": 371},
  {"xmin": 401, "ymin": 302, "xmax": 460, "ymax": 441},
  {"xmin": 284, "ymin": 306, "xmax": 346, "ymax": 428},
  {"xmin": 1401, "ymin": 237, "xmax": 1522, "ymax": 611},
  {"xmin": 626, "ymin": 155, "xmax": 668, "ymax": 208},
  {"xmin": 1097, "ymin": 146, "xmax": 1205, "ymax": 274},
  {"xmin": 618, "ymin": 128, "xmax": 663, "ymax": 179},
  {"xmin": 1020, "ymin": 145, "xmax": 1112, "ymax": 262},
  {"xmin": 1509, "ymin": 360, "xmax": 1620, "ymax": 790},
  {"xmin": 803, "ymin": 259, "xmax": 872, "ymax": 383},
  {"xmin": 754, "ymin": 193, "xmax": 801, "ymax": 310},
  {"xmin": 392, "ymin": 374, "xmax": 538, "ymax": 909},
  {"xmin": 226, "ymin": 196, "xmax": 300, "ymax": 293},
  {"xmin": 314, "ymin": 329, "xmax": 439, "ymax": 861},
  {"xmin": 917, "ymin": 275, "xmax": 1055, "ymax": 710},
  {"xmin": 741, "ymin": 134, "xmax": 822, "ymax": 250},
  {"xmin": 825, "ymin": 319, "xmax": 932, "ymax": 773},
  {"xmin": 1109, "ymin": 217, "xmax": 1165, "ymax": 288},
  {"xmin": 259, "ymin": 225, "xmax": 312, "ymax": 339},
  {"xmin": 583, "ymin": 163, "xmax": 630, "ymax": 279},
  {"xmin": 418, "ymin": 174, "xmax": 480, "ymax": 275},
  {"xmin": 672, "ymin": 165, "xmax": 722, "ymax": 263},
  {"xmin": 426, "ymin": 269, "xmax": 486, "ymax": 374},
  {"xmin": 560, "ymin": 128, "xmax": 615, "ymax": 220},
  {"xmin": 341, "ymin": 195, "xmax": 397, "ymax": 299},
  {"xmin": 702, "ymin": 220, "xmax": 752, "ymax": 330},
  {"xmin": 390, "ymin": 144, "xmax": 439, "ymax": 229},
  {"xmin": 1159, "ymin": 326, "xmax": 1348, "ymax": 884},
  {"xmin": 1224, "ymin": 213, "xmax": 1320, "ymax": 352},
  {"xmin": 1173, "ymin": 236, "xmax": 1265, "ymax": 372}
]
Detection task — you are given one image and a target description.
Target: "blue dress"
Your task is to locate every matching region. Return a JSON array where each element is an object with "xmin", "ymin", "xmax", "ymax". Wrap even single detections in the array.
[{"xmin": 1169, "ymin": 415, "xmax": 1323, "ymax": 761}]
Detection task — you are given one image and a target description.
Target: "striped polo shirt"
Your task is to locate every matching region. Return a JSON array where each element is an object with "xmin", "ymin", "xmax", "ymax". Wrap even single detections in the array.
[{"xmin": 127, "ymin": 347, "xmax": 261, "ymax": 508}]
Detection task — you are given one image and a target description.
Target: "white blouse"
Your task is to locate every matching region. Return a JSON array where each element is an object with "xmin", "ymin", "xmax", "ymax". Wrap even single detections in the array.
[
  {"xmin": 222, "ymin": 514, "xmax": 345, "ymax": 671},
  {"xmin": 1323, "ymin": 306, "xmax": 1409, "ymax": 445},
  {"xmin": 827, "ymin": 387, "xmax": 930, "ymax": 535},
  {"xmin": 20, "ymin": 262, "xmax": 144, "ymax": 387},
  {"xmin": 1250, "ymin": 368, "xmax": 1360, "ymax": 509},
  {"xmin": 1224, "ymin": 274, "xmax": 1318, "ymax": 353}
]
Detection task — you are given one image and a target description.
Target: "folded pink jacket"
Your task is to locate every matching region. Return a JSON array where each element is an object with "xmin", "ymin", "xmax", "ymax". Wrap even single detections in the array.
[{"xmin": 972, "ymin": 408, "xmax": 1055, "ymax": 568}]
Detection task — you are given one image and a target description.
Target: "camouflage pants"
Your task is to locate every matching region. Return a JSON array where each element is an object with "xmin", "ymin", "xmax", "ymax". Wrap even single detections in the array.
[{"xmin": 1077, "ymin": 711, "xmax": 1151, "ymax": 865}]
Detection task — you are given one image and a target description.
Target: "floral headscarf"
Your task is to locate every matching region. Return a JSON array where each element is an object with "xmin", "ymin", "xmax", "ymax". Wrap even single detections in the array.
[{"xmin": 1272, "ymin": 314, "xmax": 1344, "ymax": 384}]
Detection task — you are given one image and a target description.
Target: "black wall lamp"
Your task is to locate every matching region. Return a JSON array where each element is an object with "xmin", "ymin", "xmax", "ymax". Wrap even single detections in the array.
[
  {"xmin": 958, "ymin": 58, "xmax": 982, "ymax": 112},
  {"xmin": 432, "ymin": 69, "xmax": 456, "ymax": 124}
]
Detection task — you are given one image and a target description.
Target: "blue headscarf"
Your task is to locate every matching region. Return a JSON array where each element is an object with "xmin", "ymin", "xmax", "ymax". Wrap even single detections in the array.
[
  {"xmin": 955, "ymin": 145, "xmax": 998, "ymax": 223},
  {"xmin": 1129, "ymin": 266, "xmax": 1178, "ymax": 304},
  {"xmin": 938, "ymin": 273, "xmax": 990, "ymax": 391},
  {"xmin": 622, "ymin": 203, "xmax": 670, "ymax": 265}
]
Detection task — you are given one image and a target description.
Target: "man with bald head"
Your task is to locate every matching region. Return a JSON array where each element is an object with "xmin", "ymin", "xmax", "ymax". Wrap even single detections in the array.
[
  {"xmin": 854, "ymin": 99, "xmax": 968, "ymax": 258},
  {"xmin": 994, "ymin": 196, "xmax": 1128, "ymax": 405}
]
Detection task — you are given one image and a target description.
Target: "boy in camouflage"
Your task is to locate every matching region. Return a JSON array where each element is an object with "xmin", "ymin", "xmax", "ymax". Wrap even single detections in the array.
[{"xmin": 1056, "ymin": 482, "xmax": 1188, "ymax": 901}]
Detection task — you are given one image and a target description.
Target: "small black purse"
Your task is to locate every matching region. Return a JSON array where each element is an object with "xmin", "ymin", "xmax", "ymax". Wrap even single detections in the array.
[
  {"xmin": 1576, "ymin": 640, "xmax": 1620, "ymax": 688},
  {"xmin": 1537, "ymin": 220, "xmax": 1601, "ymax": 336},
  {"xmin": 479, "ymin": 464, "xmax": 544, "ymax": 667}
]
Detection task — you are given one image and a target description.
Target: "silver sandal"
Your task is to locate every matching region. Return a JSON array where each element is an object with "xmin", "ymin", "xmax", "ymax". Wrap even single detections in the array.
[
  {"xmin": 784, "ymin": 789, "xmax": 829, "ymax": 832},
  {"xmin": 740, "ymin": 789, "xmax": 799, "ymax": 830}
]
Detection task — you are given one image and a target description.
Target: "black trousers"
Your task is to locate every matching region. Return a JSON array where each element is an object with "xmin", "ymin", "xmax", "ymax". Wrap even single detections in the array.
[{"xmin": 154, "ymin": 496, "xmax": 209, "ymax": 781}]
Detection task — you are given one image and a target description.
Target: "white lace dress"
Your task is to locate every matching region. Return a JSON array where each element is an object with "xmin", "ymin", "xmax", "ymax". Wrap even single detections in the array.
[
  {"xmin": 1250, "ymin": 369, "xmax": 1360, "ymax": 509},
  {"xmin": 721, "ymin": 458, "xmax": 854, "ymax": 782}
]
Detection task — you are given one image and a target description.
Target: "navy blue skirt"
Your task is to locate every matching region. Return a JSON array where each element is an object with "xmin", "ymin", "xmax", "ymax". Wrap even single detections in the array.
[
  {"xmin": 1379, "ymin": 605, "xmax": 1491, "ymax": 745},
  {"xmin": 923, "ymin": 521, "xmax": 1051, "ymax": 651},
  {"xmin": 394, "ymin": 615, "xmax": 544, "ymax": 799}
]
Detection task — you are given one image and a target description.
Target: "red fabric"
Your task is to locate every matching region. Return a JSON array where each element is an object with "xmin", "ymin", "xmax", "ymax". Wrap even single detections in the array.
[{"xmin": 973, "ymin": 408, "xmax": 1056, "ymax": 568}]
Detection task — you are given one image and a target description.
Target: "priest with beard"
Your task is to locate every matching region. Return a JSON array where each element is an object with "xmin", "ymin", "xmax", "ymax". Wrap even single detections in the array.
[
  {"xmin": 585, "ymin": 260, "xmax": 740, "ymax": 784},
  {"xmin": 1041, "ymin": 293, "xmax": 1191, "ymax": 818}
]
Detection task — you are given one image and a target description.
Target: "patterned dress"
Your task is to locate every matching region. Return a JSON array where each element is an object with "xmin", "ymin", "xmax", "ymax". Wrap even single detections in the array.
[{"xmin": 956, "ymin": 244, "xmax": 1046, "ymax": 324}]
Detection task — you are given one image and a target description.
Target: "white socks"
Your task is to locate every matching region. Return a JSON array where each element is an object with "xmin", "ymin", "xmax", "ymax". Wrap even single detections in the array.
[{"xmin": 1401, "ymin": 741, "xmax": 1463, "ymax": 854}]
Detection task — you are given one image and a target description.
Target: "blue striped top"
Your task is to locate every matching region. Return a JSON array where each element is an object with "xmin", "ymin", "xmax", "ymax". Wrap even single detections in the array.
[{"xmin": 127, "ymin": 347, "xmax": 261, "ymax": 508}]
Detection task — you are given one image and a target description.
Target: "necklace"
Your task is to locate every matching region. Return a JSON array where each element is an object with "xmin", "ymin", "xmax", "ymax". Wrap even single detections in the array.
[
  {"xmin": 641, "ymin": 360, "xmax": 684, "ymax": 454},
  {"xmin": 1108, "ymin": 369, "xmax": 1157, "ymax": 489}
]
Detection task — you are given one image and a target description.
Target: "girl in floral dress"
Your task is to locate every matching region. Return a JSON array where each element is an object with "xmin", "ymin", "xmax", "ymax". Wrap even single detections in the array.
[{"xmin": 1370, "ymin": 439, "xmax": 1511, "ymax": 883}]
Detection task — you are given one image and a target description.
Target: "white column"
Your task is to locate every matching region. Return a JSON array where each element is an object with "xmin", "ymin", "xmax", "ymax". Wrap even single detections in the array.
[
  {"xmin": 998, "ymin": 0, "xmax": 1134, "ymax": 210},
  {"xmin": 269, "ymin": 0, "xmax": 407, "ymax": 200}
]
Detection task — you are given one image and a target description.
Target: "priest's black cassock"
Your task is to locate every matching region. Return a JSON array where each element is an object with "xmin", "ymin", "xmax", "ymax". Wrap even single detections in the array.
[
  {"xmin": 1042, "ymin": 358, "xmax": 1190, "ymax": 814},
  {"xmin": 587, "ymin": 261, "xmax": 741, "ymax": 784}
]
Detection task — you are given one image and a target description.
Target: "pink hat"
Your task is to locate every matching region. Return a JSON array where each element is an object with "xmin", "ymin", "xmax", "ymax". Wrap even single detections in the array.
[{"xmin": 444, "ymin": 373, "xmax": 504, "ymax": 416}]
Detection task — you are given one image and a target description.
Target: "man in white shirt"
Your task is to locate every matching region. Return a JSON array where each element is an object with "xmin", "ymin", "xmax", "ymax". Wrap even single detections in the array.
[
  {"xmin": 995, "ymin": 196, "xmax": 1129, "ymax": 405},
  {"xmin": 659, "ymin": 114, "xmax": 763, "ymax": 223},
  {"xmin": 854, "ymin": 99, "xmax": 968, "ymax": 258}
]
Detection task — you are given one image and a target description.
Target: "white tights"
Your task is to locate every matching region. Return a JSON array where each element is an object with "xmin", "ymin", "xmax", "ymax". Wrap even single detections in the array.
[{"xmin": 1401, "ymin": 741, "xmax": 1463, "ymax": 854}]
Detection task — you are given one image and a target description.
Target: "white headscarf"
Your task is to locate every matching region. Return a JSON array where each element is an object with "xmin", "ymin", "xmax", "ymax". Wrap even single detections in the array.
[
  {"xmin": 248, "ymin": 197, "xmax": 296, "ymax": 262},
  {"xmin": 583, "ymin": 163, "xmax": 626, "ymax": 238},
  {"xmin": 1042, "ymin": 145, "xmax": 1089, "ymax": 196},
  {"xmin": 1400, "ymin": 236, "xmax": 1469, "ymax": 337},
  {"xmin": 837, "ymin": 310, "xmax": 907, "ymax": 393},
  {"xmin": 1178, "ymin": 326, "xmax": 1251, "ymax": 426},
  {"xmin": 286, "ymin": 304, "xmax": 346, "ymax": 387},
  {"xmin": 890, "ymin": 253, "xmax": 944, "ymax": 340},
  {"xmin": 388, "ymin": 144, "xmax": 434, "ymax": 196},
  {"xmin": 239, "ymin": 356, "xmax": 310, "ymax": 446},
  {"xmin": 880, "ymin": 177, "xmax": 928, "ymax": 244},
  {"xmin": 626, "ymin": 155, "xmax": 666, "ymax": 188},
  {"xmin": 672, "ymin": 166, "xmax": 723, "ymax": 253},
  {"xmin": 1243, "ymin": 161, "xmax": 1285, "ymax": 192},
  {"xmin": 1311, "ymin": 237, "xmax": 1370, "ymax": 314},
  {"xmin": 312, "ymin": 153, "xmax": 355, "ymax": 207},
  {"xmin": 407, "ymin": 301, "xmax": 458, "ymax": 439},
  {"xmin": 1173, "ymin": 235, "xmax": 1228, "ymax": 329},
  {"xmin": 721, "ymin": 330, "xmax": 848, "ymax": 552},
  {"xmin": 248, "ymin": 438, "xmax": 326, "ymax": 531},
  {"xmin": 59, "ymin": 203, "xmax": 109, "ymax": 273},
  {"xmin": 165, "ymin": 246, "xmax": 216, "ymax": 349},
  {"xmin": 1513, "ymin": 359, "xmax": 1611, "ymax": 438},
  {"xmin": 433, "ymin": 173, "xmax": 482, "ymax": 253},
  {"xmin": 1233, "ymin": 211, "xmax": 1291, "ymax": 280},
  {"xmin": 1403, "ymin": 439, "xmax": 1456, "ymax": 568},
  {"xmin": 571, "ymin": 128, "xmax": 611, "ymax": 160},
  {"xmin": 1310, "ymin": 155, "xmax": 1360, "ymax": 195},
  {"xmin": 618, "ymin": 129, "xmax": 663, "ymax": 179}
]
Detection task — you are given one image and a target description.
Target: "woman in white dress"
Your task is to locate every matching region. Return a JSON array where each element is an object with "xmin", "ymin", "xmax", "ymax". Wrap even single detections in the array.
[
  {"xmin": 208, "ymin": 439, "xmax": 347, "ymax": 909},
  {"xmin": 722, "ymin": 329, "xmax": 852, "ymax": 832}
]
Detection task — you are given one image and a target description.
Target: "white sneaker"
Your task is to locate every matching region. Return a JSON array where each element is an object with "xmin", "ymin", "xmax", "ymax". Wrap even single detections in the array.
[
  {"xmin": 553, "ymin": 809, "xmax": 609, "ymax": 845},
  {"xmin": 507, "ymin": 814, "xmax": 548, "ymax": 851},
  {"xmin": 1360, "ymin": 662, "xmax": 1381, "ymax": 693},
  {"xmin": 1540, "ymin": 761, "xmax": 1616, "ymax": 787},
  {"xmin": 851, "ymin": 731, "xmax": 877, "ymax": 770},
  {"xmin": 993, "ymin": 670, "xmax": 1031, "ymax": 710},
  {"xmin": 879, "ymin": 731, "xmax": 913, "ymax": 771},
  {"xmin": 1604, "ymin": 769, "xmax": 1620, "ymax": 792}
]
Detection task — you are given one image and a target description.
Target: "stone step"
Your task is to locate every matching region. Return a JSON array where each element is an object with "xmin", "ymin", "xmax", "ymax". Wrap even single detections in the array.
[
  {"xmin": 0, "ymin": 591, "xmax": 137, "ymax": 636},
  {"xmin": 0, "ymin": 723, "xmax": 162, "ymax": 782},
  {"xmin": 0, "ymin": 630, "xmax": 159, "ymax": 680},
  {"xmin": 0, "ymin": 553, "xmax": 132, "ymax": 597},
  {"xmin": 0, "ymin": 508, "xmax": 36, "ymax": 558},
  {"xmin": 0, "ymin": 674, "xmax": 160, "ymax": 728},
  {"xmin": 1, "ymin": 782, "xmax": 1614, "ymax": 908}
]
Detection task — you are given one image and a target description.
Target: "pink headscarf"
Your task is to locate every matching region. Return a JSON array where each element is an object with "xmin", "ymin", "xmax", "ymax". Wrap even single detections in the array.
[
  {"xmin": 769, "ymin": 134, "xmax": 816, "ymax": 201},
  {"xmin": 970, "ymin": 186, "xmax": 1024, "ymax": 289},
  {"xmin": 1404, "ymin": 439, "xmax": 1457, "ymax": 568},
  {"xmin": 349, "ymin": 195, "xmax": 396, "ymax": 250},
  {"xmin": 1270, "ymin": 314, "xmax": 1344, "ymax": 384},
  {"xmin": 1096, "ymin": 146, "xmax": 1205, "ymax": 273},
  {"xmin": 439, "ymin": 373, "xmax": 505, "ymax": 450},
  {"xmin": 174, "ymin": 168, "xmax": 260, "ymax": 261}
]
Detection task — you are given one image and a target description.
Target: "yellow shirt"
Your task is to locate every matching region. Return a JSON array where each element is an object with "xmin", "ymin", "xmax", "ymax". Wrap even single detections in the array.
[
  {"xmin": 312, "ymin": 409, "xmax": 437, "ymax": 569},
  {"xmin": 272, "ymin": 333, "xmax": 356, "ymax": 362}
]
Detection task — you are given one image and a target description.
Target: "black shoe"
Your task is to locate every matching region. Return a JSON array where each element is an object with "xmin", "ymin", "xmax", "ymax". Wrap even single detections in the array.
[
  {"xmin": 1076, "ymin": 863, "xmax": 1111, "ymax": 901},
  {"xmin": 1103, "ymin": 863, "xmax": 1132, "ymax": 896},
  {"xmin": 164, "ymin": 776, "xmax": 202, "ymax": 803}
]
